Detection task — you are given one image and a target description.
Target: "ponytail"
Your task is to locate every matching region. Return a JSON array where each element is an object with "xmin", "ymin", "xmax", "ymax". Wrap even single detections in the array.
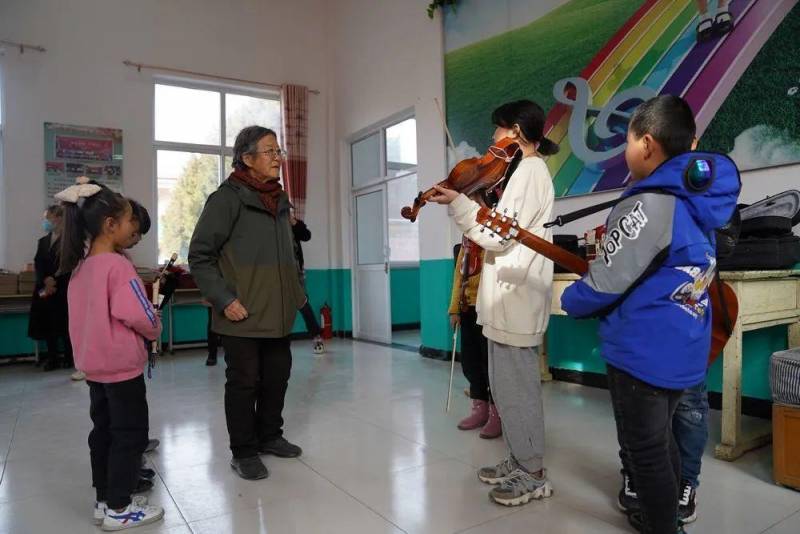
[
  {"xmin": 537, "ymin": 137, "xmax": 559, "ymax": 156},
  {"xmin": 492, "ymin": 100, "xmax": 560, "ymax": 157},
  {"xmin": 57, "ymin": 184, "xmax": 128, "ymax": 275}
]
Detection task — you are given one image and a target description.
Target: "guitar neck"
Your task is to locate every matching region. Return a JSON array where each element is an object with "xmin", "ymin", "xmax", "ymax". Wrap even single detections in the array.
[{"xmin": 512, "ymin": 227, "xmax": 589, "ymax": 276}]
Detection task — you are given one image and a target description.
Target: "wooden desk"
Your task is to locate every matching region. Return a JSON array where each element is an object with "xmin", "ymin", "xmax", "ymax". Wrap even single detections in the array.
[{"xmin": 547, "ymin": 270, "xmax": 800, "ymax": 462}]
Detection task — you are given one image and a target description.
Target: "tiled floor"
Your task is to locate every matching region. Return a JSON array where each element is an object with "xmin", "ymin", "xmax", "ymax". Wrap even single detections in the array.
[
  {"xmin": 392, "ymin": 329, "xmax": 421, "ymax": 349},
  {"xmin": 0, "ymin": 339, "xmax": 798, "ymax": 534}
]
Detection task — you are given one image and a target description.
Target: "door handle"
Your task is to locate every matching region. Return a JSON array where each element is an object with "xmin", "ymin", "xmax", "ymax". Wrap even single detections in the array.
[{"xmin": 384, "ymin": 262, "xmax": 389, "ymax": 274}]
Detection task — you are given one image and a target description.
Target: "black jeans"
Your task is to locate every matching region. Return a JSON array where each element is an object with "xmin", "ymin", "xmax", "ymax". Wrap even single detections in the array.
[
  {"xmin": 221, "ymin": 336, "xmax": 292, "ymax": 458},
  {"xmin": 459, "ymin": 307, "xmax": 491, "ymax": 402},
  {"xmin": 607, "ymin": 364, "xmax": 682, "ymax": 534},
  {"xmin": 299, "ymin": 299, "xmax": 321, "ymax": 337},
  {"xmin": 88, "ymin": 374, "xmax": 149, "ymax": 509}
]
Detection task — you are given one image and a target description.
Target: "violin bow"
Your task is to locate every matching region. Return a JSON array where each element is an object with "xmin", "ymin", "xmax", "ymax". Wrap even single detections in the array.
[{"xmin": 434, "ymin": 97, "xmax": 457, "ymax": 152}]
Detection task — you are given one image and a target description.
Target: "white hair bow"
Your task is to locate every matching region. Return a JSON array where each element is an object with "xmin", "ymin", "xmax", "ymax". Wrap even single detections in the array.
[{"xmin": 54, "ymin": 176, "xmax": 102, "ymax": 206}]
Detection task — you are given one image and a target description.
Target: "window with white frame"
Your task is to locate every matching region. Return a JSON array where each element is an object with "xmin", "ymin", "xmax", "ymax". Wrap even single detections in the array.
[{"xmin": 154, "ymin": 81, "xmax": 281, "ymax": 263}]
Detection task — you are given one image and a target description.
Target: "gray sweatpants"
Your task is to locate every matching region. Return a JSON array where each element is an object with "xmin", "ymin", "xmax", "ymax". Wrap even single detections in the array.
[{"xmin": 487, "ymin": 340, "xmax": 545, "ymax": 473}]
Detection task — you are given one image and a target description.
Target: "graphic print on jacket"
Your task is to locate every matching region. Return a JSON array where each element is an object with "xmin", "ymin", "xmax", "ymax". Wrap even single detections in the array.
[
  {"xmin": 561, "ymin": 152, "xmax": 740, "ymax": 389},
  {"xmin": 600, "ymin": 200, "xmax": 648, "ymax": 266},
  {"xmin": 670, "ymin": 256, "xmax": 716, "ymax": 319}
]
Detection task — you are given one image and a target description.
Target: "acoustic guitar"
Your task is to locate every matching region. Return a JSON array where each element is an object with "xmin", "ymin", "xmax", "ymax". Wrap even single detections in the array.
[{"xmin": 475, "ymin": 206, "xmax": 738, "ymax": 362}]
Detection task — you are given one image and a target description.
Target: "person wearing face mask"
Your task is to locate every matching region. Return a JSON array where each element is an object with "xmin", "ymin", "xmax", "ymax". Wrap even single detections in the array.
[{"xmin": 28, "ymin": 205, "xmax": 75, "ymax": 373}]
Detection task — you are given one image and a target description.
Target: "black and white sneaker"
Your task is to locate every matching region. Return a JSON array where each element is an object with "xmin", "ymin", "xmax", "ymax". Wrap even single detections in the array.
[
  {"xmin": 618, "ymin": 470, "xmax": 640, "ymax": 513},
  {"xmin": 678, "ymin": 480, "xmax": 698, "ymax": 524}
]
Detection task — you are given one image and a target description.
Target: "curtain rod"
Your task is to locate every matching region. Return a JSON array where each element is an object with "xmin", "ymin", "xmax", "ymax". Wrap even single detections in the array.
[
  {"xmin": 123, "ymin": 60, "xmax": 320, "ymax": 94},
  {"xmin": 0, "ymin": 39, "xmax": 46, "ymax": 53}
]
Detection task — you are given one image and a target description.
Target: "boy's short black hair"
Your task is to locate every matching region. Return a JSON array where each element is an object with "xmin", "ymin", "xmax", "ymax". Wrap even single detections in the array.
[
  {"xmin": 129, "ymin": 199, "xmax": 151, "ymax": 235},
  {"xmin": 628, "ymin": 95, "xmax": 696, "ymax": 158}
]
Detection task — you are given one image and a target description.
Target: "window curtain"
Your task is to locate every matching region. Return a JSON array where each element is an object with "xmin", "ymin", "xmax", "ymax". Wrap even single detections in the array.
[{"xmin": 280, "ymin": 84, "xmax": 309, "ymax": 219}]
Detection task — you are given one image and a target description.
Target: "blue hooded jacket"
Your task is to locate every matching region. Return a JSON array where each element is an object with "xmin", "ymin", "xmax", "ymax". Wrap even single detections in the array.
[{"xmin": 561, "ymin": 152, "xmax": 741, "ymax": 389}]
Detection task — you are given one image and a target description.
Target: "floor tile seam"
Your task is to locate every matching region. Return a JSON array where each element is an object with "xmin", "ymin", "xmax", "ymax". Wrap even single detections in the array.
[
  {"xmin": 149, "ymin": 453, "xmax": 197, "ymax": 531},
  {"xmin": 555, "ymin": 494, "xmax": 633, "ymax": 530},
  {"xmin": 451, "ymin": 506, "xmax": 528, "ymax": 533},
  {"xmin": 759, "ymin": 506, "xmax": 800, "ymax": 533},
  {"xmin": 0, "ymin": 408, "xmax": 21, "ymax": 485},
  {"xmin": 338, "ymin": 406, "xmax": 451, "ymax": 455},
  {"xmin": 296, "ymin": 456, "xmax": 409, "ymax": 534}
]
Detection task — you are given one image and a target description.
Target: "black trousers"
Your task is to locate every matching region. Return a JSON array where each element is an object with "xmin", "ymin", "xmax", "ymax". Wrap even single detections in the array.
[
  {"xmin": 607, "ymin": 364, "xmax": 682, "ymax": 534},
  {"xmin": 459, "ymin": 307, "xmax": 491, "ymax": 402},
  {"xmin": 207, "ymin": 307, "xmax": 221, "ymax": 358},
  {"xmin": 221, "ymin": 336, "xmax": 292, "ymax": 458},
  {"xmin": 88, "ymin": 374, "xmax": 149, "ymax": 509},
  {"xmin": 45, "ymin": 335, "xmax": 73, "ymax": 366}
]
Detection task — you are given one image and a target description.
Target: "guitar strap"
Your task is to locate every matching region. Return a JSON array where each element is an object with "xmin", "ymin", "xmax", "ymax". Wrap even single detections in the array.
[{"xmin": 546, "ymin": 190, "xmax": 735, "ymax": 340}]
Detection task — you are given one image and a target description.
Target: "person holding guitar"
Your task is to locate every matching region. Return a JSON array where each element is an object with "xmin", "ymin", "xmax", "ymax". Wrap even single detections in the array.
[
  {"xmin": 561, "ymin": 95, "xmax": 740, "ymax": 534},
  {"xmin": 430, "ymin": 100, "xmax": 558, "ymax": 507}
]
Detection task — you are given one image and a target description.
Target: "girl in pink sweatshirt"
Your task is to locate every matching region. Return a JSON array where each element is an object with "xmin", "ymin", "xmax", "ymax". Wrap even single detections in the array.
[{"xmin": 56, "ymin": 179, "xmax": 164, "ymax": 531}]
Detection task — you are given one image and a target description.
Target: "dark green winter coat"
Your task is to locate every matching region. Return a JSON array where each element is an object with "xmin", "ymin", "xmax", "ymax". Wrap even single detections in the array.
[{"xmin": 188, "ymin": 179, "xmax": 305, "ymax": 338}]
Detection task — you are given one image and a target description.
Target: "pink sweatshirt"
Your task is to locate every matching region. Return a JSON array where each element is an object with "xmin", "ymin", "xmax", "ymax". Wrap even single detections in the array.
[{"xmin": 68, "ymin": 253, "xmax": 162, "ymax": 383}]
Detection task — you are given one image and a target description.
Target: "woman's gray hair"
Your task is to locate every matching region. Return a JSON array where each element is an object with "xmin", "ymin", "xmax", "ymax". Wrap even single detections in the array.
[{"xmin": 232, "ymin": 126, "xmax": 277, "ymax": 171}]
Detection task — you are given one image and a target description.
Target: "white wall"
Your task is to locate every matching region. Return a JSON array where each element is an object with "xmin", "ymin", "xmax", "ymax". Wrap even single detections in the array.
[
  {"xmin": 327, "ymin": 0, "xmax": 451, "ymax": 267},
  {"xmin": 0, "ymin": 0, "xmax": 331, "ymax": 270}
]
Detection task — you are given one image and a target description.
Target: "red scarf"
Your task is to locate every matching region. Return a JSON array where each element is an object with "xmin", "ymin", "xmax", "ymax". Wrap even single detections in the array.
[{"xmin": 229, "ymin": 169, "xmax": 285, "ymax": 217}]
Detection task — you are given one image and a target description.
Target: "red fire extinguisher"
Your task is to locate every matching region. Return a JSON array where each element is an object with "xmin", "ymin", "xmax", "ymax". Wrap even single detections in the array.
[{"xmin": 320, "ymin": 303, "xmax": 333, "ymax": 340}]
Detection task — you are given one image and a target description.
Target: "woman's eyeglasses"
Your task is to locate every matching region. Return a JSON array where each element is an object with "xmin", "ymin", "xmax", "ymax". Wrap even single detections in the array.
[{"xmin": 253, "ymin": 148, "xmax": 286, "ymax": 160}]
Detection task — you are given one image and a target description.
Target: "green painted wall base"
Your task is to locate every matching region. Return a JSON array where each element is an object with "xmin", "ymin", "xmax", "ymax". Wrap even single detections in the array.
[
  {"xmin": 547, "ymin": 315, "xmax": 788, "ymax": 401},
  {"xmin": 3, "ymin": 259, "xmax": 790, "ymax": 403},
  {"xmin": 420, "ymin": 259, "xmax": 455, "ymax": 353}
]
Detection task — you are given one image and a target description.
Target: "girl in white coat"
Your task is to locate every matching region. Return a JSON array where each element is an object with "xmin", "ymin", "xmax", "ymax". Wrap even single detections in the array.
[{"xmin": 431, "ymin": 100, "xmax": 557, "ymax": 507}]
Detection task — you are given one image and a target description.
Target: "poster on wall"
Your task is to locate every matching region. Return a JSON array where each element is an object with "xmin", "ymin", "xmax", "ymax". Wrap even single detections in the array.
[
  {"xmin": 444, "ymin": 0, "xmax": 800, "ymax": 198},
  {"xmin": 44, "ymin": 123, "xmax": 123, "ymax": 204}
]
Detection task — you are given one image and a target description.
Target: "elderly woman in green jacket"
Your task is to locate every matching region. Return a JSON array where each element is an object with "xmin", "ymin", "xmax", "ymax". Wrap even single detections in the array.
[{"xmin": 189, "ymin": 126, "xmax": 306, "ymax": 480}]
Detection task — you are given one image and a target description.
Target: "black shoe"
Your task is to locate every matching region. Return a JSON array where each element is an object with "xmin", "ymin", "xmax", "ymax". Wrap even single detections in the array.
[
  {"xmin": 140, "ymin": 467, "xmax": 156, "ymax": 480},
  {"xmin": 133, "ymin": 477, "xmax": 154, "ymax": 494},
  {"xmin": 259, "ymin": 437, "xmax": 302, "ymax": 458},
  {"xmin": 713, "ymin": 10, "xmax": 734, "ymax": 37},
  {"xmin": 678, "ymin": 480, "xmax": 697, "ymax": 524},
  {"xmin": 618, "ymin": 470, "xmax": 640, "ymax": 513},
  {"xmin": 144, "ymin": 439, "xmax": 160, "ymax": 453},
  {"xmin": 205, "ymin": 354, "xmax": 217, "ymax": 366},
  {"xmin": 628, "ymin": 512, "xmax": 687, "ymax": 534},
  {"xmin": 230, "ymin": 456, "xmax": 269, "ymax": 480}
]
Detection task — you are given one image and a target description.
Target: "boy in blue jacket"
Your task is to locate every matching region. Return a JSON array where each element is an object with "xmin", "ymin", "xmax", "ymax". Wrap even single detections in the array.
[{"xmin": 561, "ymin": 95, "xmax": 740, "ymax": 534}]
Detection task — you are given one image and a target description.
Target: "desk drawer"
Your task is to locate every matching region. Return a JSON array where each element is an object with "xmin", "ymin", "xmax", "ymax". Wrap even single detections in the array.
[{"xmin": 737, "ymin": 280, "xmax": 799, "ymax": 316}]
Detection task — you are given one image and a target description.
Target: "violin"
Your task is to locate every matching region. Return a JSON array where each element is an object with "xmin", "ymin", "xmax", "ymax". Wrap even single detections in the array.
[{"xmin": 401, "ymin": 137, "xmax": 520, "ymax": 222}]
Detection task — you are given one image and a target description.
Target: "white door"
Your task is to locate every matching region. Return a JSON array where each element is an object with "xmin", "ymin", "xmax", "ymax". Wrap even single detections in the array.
[{"xmin": 353, "ymin": 185, "xmax": 391, "ymax": 343}]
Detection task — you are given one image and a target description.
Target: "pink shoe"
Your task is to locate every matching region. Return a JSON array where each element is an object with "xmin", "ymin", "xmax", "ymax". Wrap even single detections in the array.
[
  {"xmin": 479, "ymin": 403, "xmax": 502, "ymax": 439},
  {"xmin": 458, "ymin": 399, "xmax": 489, "ymax": 430}
]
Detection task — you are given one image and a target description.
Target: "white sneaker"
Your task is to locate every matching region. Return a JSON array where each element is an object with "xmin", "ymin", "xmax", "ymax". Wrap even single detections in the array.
[
  {"xmin": 312, "ymin": 336, "xmax": 325, "ymax": 355},
  {"xmin": 94, "ymin": 497, "xmax": 147, "ymax": 526},
  {"xmin": 71, "ymin": 370, "xmax": 86, "ymax": 381},
  {"xmin": 101, "ymin": 500, "xmax": 163, "ymax": 531},
  {"xmin": 93, "ymin": 502, "xmax": 108, "ymax": 525}
]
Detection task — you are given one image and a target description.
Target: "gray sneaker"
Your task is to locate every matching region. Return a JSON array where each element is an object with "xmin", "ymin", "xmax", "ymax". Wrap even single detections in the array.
[
  {"xmin": 478, "ymin": 457, "xmax": 518, "ymax": 485},
  {"xmin": 489, "ymin": 468, "xmax": 553, "ymax": 506}
]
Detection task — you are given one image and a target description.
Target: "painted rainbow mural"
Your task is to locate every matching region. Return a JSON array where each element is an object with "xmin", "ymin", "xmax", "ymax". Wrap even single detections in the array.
[{"xmin": 543, "ymin": 0, "xmax": 797, "ymax": 197}]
